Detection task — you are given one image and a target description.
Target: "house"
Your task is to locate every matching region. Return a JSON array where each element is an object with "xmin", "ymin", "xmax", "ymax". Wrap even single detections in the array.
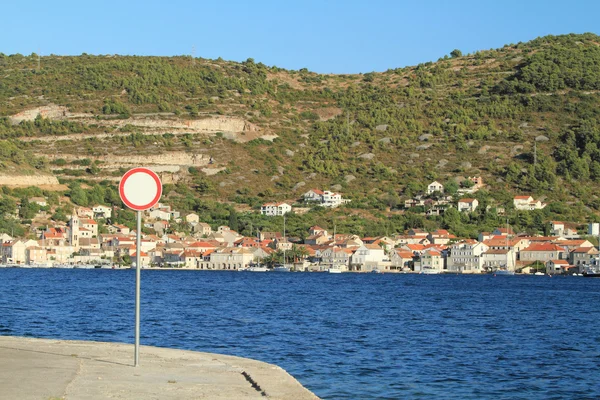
[
  {"xmin": 513, "ymin": 195, "xmax": 547, "ymax": 210},
  {"xmin": 148, "ymin": 208, "xmax": 171, "ymax": 221},
  {"xmin": 457, "ymin": 198, "xmax": 479, "ymax": 213},
  {"xmin": 260, "ymin": 202, "xmax": 292, "ymax": 216},
  {"xmin": 192, "ymin": 222, "xmax": 212, "ymax": 236},
  {"xmin": 555, "ymin": 239, "xmax": 594, "ymax": 254},
  {"xmin": 350, "ymin": 244, "xmax": 386, "ymax": 271},
  {"xmin": 303, "ymin": 189, "xmax": 349, "ymax": 208},
  {"xmin": 545, "ymin": 259, "xmax": 571, "ymax": 275},
  {"xmin": 92, "ymin": 205, "xmax": 112, "ymax": 219},
  {"xmin": 187, "ymin": 241, "xmax": 218, "ymax": 253},
  {"xmin": 185, "ymin": 213, "xmax": 200, "ymax": 224},
  {"xmin": 234, "ymin": 237, "xmax": 261, "ymax": 248},
  {"xmin": 308, "ymin": 226, "xmax": 328, "ymax": 237},
  {"xmin": 569, "ymin": 247, "xmax": 600, "ymax": 267},
  {"xmin": 80, "ymin": 219, "xmax": 98, "ymax": 237},
  {"xmin": 520, "ymin": 243, "xmax": 566, "ymax": 263},
  {"xmin": 131, "ymin": 252, "xmax": 151, "ymax": 267},
  {"xmin": 208, "ymin": 247, "xmax": 255, "ymax": 270},
  {"xmin": 482, "ymin": 249, "xmax": 516, "ymax": 272},
  {"xmin": 208, "ymin": 229, "xmax": 242, "ymax": 247},
  {"xmin": 447, "ymin": 241, "xmax": 488, "ymax": 272},
  {"xmin": 303, "ymin": 189, "xmax": 324, "ymax": 202},
  {"xmin": 77, "ymin": 207, "xmax": 94, "ymax": 219},
  {"xmin": 418, "ymin": 249, "xmax": 444, "ymax": 272},
  {"xmin": 492, "ymin": 226, "xmax": 515, "ymax": 237},
  {"xmin": 333, "ymin": 248, "xmax": 354, "ymax": 270},
  {"xmin": 1, "ymin": 239, "xmax": 39, "ymax": 264},
  {"xmin": 304, "ymin": 234, "xmax": 330, "ymax": 246},
  {"xmin": 153, "ymin": 221, "xmax": 169, "ymax": 235},
  {"xmin": 478, "ymin": 232, "xmax": 492, "ymax": 242},
  {"xmin": 182, "ymin": 250, "xmax": 203, "ymax": 268},
  {"xmin": 549, "ymin": 221, "xmax": 579, "ymax": 237},
  {"xmin": 111, "ymin": 224, "xmax": 131, "ymax": 235},
  {"xmin": 30, "ymin": 197, "xmax": 47, "ymax": 207},
  {"xmin": 427, "ymin": 229, "xmax": 455, "ymax": 245},
  {"xmin": 26, "ymin": 247, "xmax": 48, "ymax": 264},
  {"xmin": 427, "ymin": 181, "xmax": 444, "ymax": 195},
  {"xmin": 390, "ymin": 249, "xmax": 415, "ymax": 270},
  {"xmin": 339, "ymin": 235, "xmax": 363, "ymax": 248}
]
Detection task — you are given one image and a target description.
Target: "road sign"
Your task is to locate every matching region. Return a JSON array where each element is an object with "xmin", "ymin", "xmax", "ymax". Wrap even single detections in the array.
[
  {"xmin": 118, "ymin": 167, "xmax": 162, "ymax": 367},
  {"xmin": 119, "ymin": 167, "xmax": 162, "ymax": 211}
]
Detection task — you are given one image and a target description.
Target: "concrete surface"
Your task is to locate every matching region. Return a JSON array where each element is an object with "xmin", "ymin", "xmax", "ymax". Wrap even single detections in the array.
[{"xmin": 0, "ymin": 336, "xmax": 319, "ymax": 400}]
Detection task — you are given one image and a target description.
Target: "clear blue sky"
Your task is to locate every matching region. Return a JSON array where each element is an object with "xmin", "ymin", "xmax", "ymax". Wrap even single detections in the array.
[{"xmin": 2, "ymin": 0, "xmax": 599, "ymax": 74}]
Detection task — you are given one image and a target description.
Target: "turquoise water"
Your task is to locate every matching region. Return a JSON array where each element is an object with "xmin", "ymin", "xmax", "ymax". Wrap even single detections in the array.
[{"xmin": 1, "ymin": 269, "xmax": 599, "ymax": 399}]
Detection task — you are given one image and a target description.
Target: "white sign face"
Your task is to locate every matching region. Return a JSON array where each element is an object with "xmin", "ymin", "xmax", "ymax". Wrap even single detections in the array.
[{"xmin": 119, "ymin": 168, "xmax": 162, "ymax": 211}]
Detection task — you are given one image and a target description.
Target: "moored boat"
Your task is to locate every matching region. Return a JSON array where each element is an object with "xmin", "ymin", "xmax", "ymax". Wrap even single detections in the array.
[
  {"xmin": 420, "ymin": 266, "xmax": 441, "ymax": 275},
  {"xmin": 247, "ymin": 266, "xmax": 269, "ymax": 272}
]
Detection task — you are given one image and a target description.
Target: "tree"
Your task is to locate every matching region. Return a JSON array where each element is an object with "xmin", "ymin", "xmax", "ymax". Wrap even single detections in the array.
[
  {"xmin": 228, "ymin": 209, "xmax": 239, "ymax": 231},
  {"xmin": 450, "ymin": 49, "xmax": 463, "ymax": 58}
]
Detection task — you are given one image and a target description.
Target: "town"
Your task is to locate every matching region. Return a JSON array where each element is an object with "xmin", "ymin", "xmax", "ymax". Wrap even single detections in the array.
[{"xmin": 1, "ymin": 185, "xmax": 599, "ymax": 276}]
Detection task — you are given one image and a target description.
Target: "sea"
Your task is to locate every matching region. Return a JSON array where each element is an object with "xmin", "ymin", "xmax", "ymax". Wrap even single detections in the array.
[{"xmin": 1, "ymin": 269, "xmax": 599, "ymax": 399}]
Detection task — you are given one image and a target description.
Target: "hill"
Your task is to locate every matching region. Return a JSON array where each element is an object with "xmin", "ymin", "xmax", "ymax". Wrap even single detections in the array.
[{"xmin": 1, "ymin": 33, "xmax": 600, "ymax": 238}]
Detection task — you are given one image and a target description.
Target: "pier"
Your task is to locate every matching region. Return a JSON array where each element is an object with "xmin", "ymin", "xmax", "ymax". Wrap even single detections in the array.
[{"xmin": 0, "ymin": 336, "xmax": 318, "ymax": 400}]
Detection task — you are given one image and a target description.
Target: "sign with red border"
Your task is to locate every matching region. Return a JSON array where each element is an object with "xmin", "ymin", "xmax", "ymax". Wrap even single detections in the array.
[{"xmin": 119, "ymin": 167, "xmax": 162, "ymax": 211}]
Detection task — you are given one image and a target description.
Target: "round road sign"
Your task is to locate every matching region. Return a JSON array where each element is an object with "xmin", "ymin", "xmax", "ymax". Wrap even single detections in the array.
[{"xmin": 119, "ymin": 167, "xmax": 162, "ymax": 211}]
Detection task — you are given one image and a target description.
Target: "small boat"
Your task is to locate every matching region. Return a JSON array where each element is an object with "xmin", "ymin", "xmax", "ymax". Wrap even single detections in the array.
[
  {"xmin": 420, "ymin": 266, "xmax": 440, "ymax": 275},
  {"xmin": 272, "ymin": 265, "xmax": 291, "ymax": 272},
  {"xmin": 494, "ymin": 269, "xmax": 516, "ymax": 276},
  {"xmin": 328, "ymin": 268, "xmax": 342, "ymax": 274},
  {"xmin": 247, "ymin": 266, "xmax": 269, "ymax": 272},
  {"xmin": 534, "ymin": 272, "xmax": 545, "ymax": 276}
]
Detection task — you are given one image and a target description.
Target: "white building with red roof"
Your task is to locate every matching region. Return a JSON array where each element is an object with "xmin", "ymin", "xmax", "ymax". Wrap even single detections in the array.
[
  {"xmin": 545, "ymin": 259, "xmax": 571, "ymax": 275},
  {"xmin": 419, "ymin": 249, "xmax": 444, "ymax": 272},
  {"xmin": 457, "ymin": 198, "xmax": 479, "ymax": 213},
  {"xmin": 513, "ymin": 195, "xmax": 547, "ymax": 210}
]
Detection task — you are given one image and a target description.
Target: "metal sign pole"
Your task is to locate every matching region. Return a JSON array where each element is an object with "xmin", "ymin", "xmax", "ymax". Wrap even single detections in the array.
[
  {"xmin": 135, "ymin": 210, "xmax": 141, "ymax": 366},
  {"xmin": 119, "ymin": 167, "xmax": 162, "ymax": 368}
]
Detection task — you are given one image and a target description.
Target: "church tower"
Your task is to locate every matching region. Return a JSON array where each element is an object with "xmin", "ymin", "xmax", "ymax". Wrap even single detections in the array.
[{"xmin": 69, "ymin": 209, "xmax": 80, "ymax": 249}]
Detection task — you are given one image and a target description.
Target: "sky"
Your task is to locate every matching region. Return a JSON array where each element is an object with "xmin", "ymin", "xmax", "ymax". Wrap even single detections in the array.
[{"xmin": 2, "ymin": 0, "xmax": 599, "ymax": 74}]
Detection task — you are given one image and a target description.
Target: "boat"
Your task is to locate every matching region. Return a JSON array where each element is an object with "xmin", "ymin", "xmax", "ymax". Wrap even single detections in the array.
[
  {"xmin": 272, "ymin": 265, "xmax": 291, "ymax": 272},
  {"xmin": 328, "ymin": 268, "xmax": 343, "ymax": 274},
  {"xmin": 534, "ymin": 271, "xmax": 545, "ymax": 276},
  {"xmin": 494, "ymin": 268, "xmax": 515, "ymax": 276},
  {"xmin": 583, "ymin": 266, "xmax": 600, "ymax": 277},
  {"xmin": 420, "ymin": 266, "xmax": 440, "ymax": 275},
  {"xmin": 247, "ymin": 266, "xmax": 269, "ymax": 272}
]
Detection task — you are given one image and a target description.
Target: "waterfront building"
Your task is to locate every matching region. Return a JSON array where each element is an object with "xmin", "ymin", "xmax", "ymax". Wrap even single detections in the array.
[
  {"xmin": 447, "ymin": 241, "xmax": 489, "ymax": 272},
  {"xmin": 520, "ymin": 243, "xmax": 566, "ymax": 263},
  {"xmin": 350, "ymin": 244, "xmax": 386, "ymax": 271}
]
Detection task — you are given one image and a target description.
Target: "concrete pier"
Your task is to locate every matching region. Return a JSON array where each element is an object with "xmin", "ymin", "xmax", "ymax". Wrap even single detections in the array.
[{"xmin": 0, "ymin": 336, "xmax": 319, "ymax": 400}]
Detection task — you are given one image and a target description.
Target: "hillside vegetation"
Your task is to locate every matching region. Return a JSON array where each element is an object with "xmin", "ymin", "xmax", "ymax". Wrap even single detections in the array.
[{"xmin": 1, "ymin": 33, "xmax": 600, "ymax": 238}]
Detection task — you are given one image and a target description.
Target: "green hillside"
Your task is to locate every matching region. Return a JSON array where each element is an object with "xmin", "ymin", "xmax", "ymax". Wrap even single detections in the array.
[{"xmin": 1, "ymin": 33, "xmax": 600, "ymax": 238}]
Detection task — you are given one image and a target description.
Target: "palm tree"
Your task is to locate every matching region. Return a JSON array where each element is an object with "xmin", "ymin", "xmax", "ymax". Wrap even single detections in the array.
[{"xmin": 290, "ymin": 244, "xmax": 309, "ymax": 263}]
